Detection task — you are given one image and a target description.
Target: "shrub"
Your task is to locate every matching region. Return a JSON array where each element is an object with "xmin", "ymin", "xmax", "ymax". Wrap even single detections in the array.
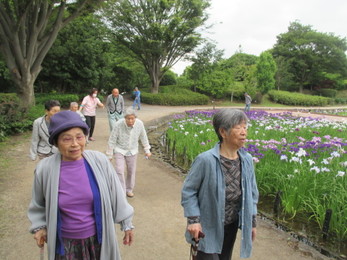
[
  {"xmin": 254, "ymin": 92, "xmax": 263, "ymax": 104},
  {"xmin": 268, "ymin": 90, "xmax": 331, "ymax": 106},
  {"xmin": 315, "ymin": 89, "xmax": 338, "ymax": 98},
  {"xmin": 0, "ymin": 93, "xmax": 32, "ymax": 141},
  {"xmin": 35, "ymin": 93, "xmax": 80, "ymax": 108},
  {"xmin": 141, "ymin": 85, "xmax": 209, "ymax": 105},
  {"xmin": 0, "ymin": 93, "xmax": 81, "ymax": 142},
  {"xmin": 333, "ymin": 98, "xmax": 347, "ymax": 105}
]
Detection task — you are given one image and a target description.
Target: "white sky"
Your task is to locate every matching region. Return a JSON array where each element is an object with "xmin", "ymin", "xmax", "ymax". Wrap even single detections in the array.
[{"xmin": 172, "ymin": 0, "xmax": 347, "ymax": 75}]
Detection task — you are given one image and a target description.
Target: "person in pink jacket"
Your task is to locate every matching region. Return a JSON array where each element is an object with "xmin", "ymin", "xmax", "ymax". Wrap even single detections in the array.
[{"xmin": 79, "ymin": 88, "xmax": 104, "ymax": 141}]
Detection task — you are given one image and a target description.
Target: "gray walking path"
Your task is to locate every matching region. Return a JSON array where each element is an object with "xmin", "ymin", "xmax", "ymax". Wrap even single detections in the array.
[{"xmin": 0, "ymin": 98, "xmax": 340, "ymax": 259}]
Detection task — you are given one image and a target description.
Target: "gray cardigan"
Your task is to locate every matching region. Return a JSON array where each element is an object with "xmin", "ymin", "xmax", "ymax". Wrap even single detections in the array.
[
  {"xmin": 106, "ymin": 94, "xmax": 125, "ymax": 115},
  {"xmin": 29, "ymin": 115, "xmax": 58, "ymax": 160},
  {"xmin": 181, "ymin": 143, "xmax": 259, "ymax": 258},
  {"xmin": 27, "ymin": 150, "xmax": 134, "ymax": 260}
]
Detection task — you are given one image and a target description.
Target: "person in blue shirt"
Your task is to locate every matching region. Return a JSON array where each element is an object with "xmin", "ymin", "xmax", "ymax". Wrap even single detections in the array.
[
  {"xmin": 181, "ymin": 108, "xmax": 259, "ymax": 259},
  {"xmin": 132, "ymin": 87, "xmax": 141, "ymax": 110}
]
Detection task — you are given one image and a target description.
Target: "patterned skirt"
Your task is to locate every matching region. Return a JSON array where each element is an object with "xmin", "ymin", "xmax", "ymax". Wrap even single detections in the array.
[{"xmin": 55, "ymin": 235, "xmax": 101, "ymax": 260}]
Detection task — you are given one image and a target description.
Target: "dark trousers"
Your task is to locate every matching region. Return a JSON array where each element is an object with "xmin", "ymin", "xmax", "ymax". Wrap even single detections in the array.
[
  {"xmin": 85, "ymin": 116, "xmax": 95, "ymax": 137},
  {"xmin": 196, "ymin": 221, "xmax": 239, "ymax": 260}
]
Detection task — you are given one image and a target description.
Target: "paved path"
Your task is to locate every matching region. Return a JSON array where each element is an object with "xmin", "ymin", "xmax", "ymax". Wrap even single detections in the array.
[{"xmin": 0, "ymin": 99, "xmax": 340, "ymax": 259}]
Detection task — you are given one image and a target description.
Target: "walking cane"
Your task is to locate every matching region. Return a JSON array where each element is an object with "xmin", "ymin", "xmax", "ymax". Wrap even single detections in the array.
[
  {"xmin": 190, "ymin": 231, "xmax": 205, "ymax": 260},
  {"xmin": 39, "ymin": 237, "xmax": 44, "ymax": 260}
]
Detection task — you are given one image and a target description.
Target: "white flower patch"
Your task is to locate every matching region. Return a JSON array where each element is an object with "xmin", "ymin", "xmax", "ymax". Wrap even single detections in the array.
[
  {"xmin": 339, "ymin": 161, "xmax": 347, "ymax": 167},
  {"xmin": 310, "ymin": 166, "xmax": 321, "ymax": 174},
  {"xmin": 307, "ymin": 159, "xmax": 315, "ymax": 166},
  {"xmin": 336, "ymin": 171, "xmax": 345, "ymax": 177},
  {"xmin": 296, "ymin": 148, "xmax": 307, "ymax": 157},
  {"xmin": 290, "ymin": 156, "xmax": 302, "ymax": 164},
  {"xmin": 280, "ymin": 155, "xmax": 288, "ymax": 161},
  {"xmin": 330, "ymin": 151, "xmax": 341, "ymax": 158},
  {"xmin": 322, "ymin": 159, "xmax": 329, "ymax": 165}
]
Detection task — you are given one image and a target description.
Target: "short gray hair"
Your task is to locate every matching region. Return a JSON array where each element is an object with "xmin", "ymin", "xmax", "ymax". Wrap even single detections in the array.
[
  {"xmin": 124, "ymin": 107, "xmax": 137, "ymax": 117},
  {"xmin": 70, "ymin": 102, "xmax": 78, "ymax": 107},
  {"xmin": 213, "ymin": 109, "xmax": 248, "ymax": 142}
]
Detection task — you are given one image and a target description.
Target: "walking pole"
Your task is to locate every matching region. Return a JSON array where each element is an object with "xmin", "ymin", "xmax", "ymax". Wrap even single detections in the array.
[
  {"xmin": 39, "ymin": 237, "xmax": 44, "ymax": 260},
  {"xmin": 190, "ymin": 231, "xmax": 205, "ymax": 260}
]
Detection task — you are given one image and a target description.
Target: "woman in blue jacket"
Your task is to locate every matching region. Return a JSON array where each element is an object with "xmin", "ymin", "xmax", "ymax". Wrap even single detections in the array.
[{"xmin": 181, "ymin": 108, "xmax": 259, "ymax": 259}]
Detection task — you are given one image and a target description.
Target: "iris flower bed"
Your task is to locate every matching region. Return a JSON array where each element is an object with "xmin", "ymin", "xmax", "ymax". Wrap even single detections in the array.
[
  {"xmin": 298, "ymin": 108, "xmax": 347, "ymax": 116},
  {"xmin": 166, "ymin": 110, "xmax": 347, "ymax": 240}
]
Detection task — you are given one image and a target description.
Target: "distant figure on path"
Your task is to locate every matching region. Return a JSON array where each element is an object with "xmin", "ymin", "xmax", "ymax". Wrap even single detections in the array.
[
  {"xmin": 29, "ymin": 100, "xmax": 61, "ymax": 161},
  {"xmin": 181, "ymin": 108, "xmax": 259, "ymax": 259},
  {"xmin": 79, "ymin": 88, "xmax": 104, "ymax": 141},
  {"xmin": 69, "ymin": 101, "xmax": 86, "ymax": 122},
  {"xmin": 106, "ymin": 108, "xmax": 151, "ymax": 198},
  {"xmin": 27, "ymin": 111, "xmax": 134, "ymax": 260},
  {"xmin": 244, "ymin": 93, "xmax": 252, "ymax": 112},
  {"xmin": 132, "ymin": 87, "xmax": 141, "ymax": 110},
  {"xmin": 106, "ymin": 88, "xmax": 125, "ymax": 131}
]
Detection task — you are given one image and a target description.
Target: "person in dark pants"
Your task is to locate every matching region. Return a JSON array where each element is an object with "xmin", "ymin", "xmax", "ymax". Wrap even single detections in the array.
[
  {"xmin": 79, "ymin": 88, "xmax": 104, "ymax": 141},
  {"xmin": 181, "ymin": 109, "xmax": 259, "ymax": 259}
]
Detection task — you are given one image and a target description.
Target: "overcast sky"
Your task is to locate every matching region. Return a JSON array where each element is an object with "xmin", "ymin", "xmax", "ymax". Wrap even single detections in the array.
[{"xmin": 172, "ymin": 0, "xmax": 347, "ymax": 75}]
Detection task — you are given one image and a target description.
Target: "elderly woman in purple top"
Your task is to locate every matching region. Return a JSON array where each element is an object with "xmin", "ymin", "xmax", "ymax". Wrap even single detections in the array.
[{"xmin": 27, "ymin": 111, "xmax": 134, "ymax": 260}]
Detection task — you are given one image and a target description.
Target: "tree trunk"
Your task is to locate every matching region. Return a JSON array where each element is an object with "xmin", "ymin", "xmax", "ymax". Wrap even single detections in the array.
[
  {"xmin": 12, "ymin": 67, "xmax": 38, "ymax": 110},
  {"xmin": 150, "ymin": 60, "xmax": 161, "ymax": 94}
]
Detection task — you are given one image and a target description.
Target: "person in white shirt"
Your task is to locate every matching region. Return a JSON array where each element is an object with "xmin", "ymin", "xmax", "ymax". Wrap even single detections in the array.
[
  {"xmin": 69, "ymin": 102, "xmax": 86, "ymax": 122},
  {"xmin": 106, "ymin": 108, "xmax": 151, "ymax": 197}
]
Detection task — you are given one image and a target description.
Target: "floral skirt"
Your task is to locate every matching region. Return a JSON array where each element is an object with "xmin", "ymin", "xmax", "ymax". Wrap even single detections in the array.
[{"xmin": 55, "ymin": 235, "xmax": 101, "ymax": 260}]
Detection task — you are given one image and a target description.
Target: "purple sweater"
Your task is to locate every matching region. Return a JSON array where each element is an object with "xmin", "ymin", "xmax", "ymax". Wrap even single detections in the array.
[{"xmin": 58, "ymin": 158, "xmax": 96, "ymax": 239}]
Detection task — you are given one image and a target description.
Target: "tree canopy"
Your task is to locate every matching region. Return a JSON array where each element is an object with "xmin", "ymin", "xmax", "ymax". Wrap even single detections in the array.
[
  {"xmin": 103, "ymin": 0, "xmax": 210, "ymax": 93},
  {"xmin": 256, "ymin": 51, "xmax": 277, "ymax": 94},
  {"xmin": 271, "ymin": 21, "xmax": 347, "ymax": 93},
  {"xmin": 0, "ymin": 0, "xmax": 103, "ymax": 109}
]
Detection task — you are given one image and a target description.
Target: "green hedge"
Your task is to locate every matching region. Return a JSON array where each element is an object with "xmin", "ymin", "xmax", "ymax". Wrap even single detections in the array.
[
  {"xmin": 0, "ymin": 93, "xmax": 82, "ymax": 142},
  {"xmin": 35, "ymin": 93, "xmax": 80, "ymax": 108},
  {"xmin": 268, "ymin": 90, "xmax": 331, "ymax": 106},
  {"xmin": 141, "ymin": 85, "xmax": 209, "ymax": 105},
  {"xmin": 333, "ymin": 98, "xmax": 347, "ymax": 105},
  {"xmin": 0, "ymin": 93, "xmax": 32, "ymax": 141},
  {"xmin": 315, "ymin": 89, "xmax": 338, "ymax": 98}
]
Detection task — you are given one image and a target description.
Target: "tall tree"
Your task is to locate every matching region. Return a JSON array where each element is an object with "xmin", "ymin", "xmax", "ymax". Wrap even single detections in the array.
[
  {"xmin": 256, "ymin": 51, "xmax": 277, "ymax": 94},
  {"xmin": 103, "ymin": 0, "xmax": 210, "ymax": 93},
  {"xmin": 221, "ymin": 52, "xmax": 258, "ymax": 82},
  {"xmin": 198, "ymin": 68, "xmax": 232, "ymax": 98},
  {"xmin": 272, "ymin": 21, "xmax": 347, "ymax": 93},
  {"xmin": 0, "ymin": 0, "xmax": 103, "ymax": 109},
  {"xmin": 188, "ymin": 42, "xmax": 224, "ymax": 91},
  {"xmin": 37, "ymin": 13, "xmax": 117, "ymax": 94}
]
